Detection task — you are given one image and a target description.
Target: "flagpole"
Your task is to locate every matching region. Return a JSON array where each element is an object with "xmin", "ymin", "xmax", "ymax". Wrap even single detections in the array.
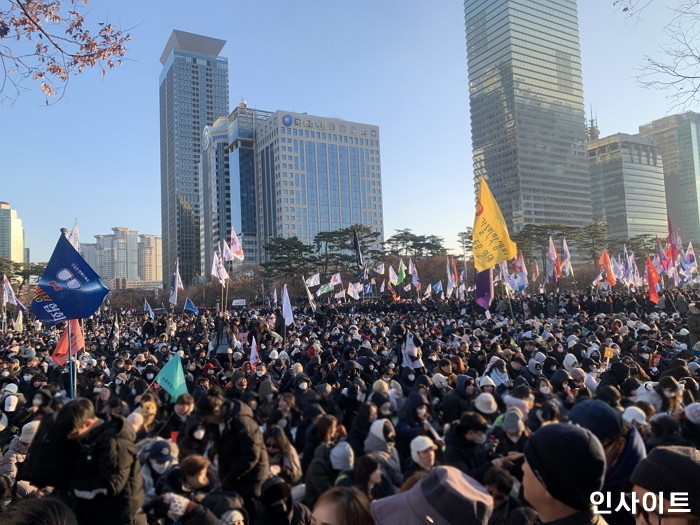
[{"xmin": 67, "ymin": 320, "xmax": 76, "ymax": 399}]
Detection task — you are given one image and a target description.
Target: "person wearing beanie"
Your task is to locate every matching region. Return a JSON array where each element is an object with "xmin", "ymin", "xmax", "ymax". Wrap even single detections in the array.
[
  {"xmin": 630, "ymin": 446, "xmax": 700, "ymax": 522},
  {"xmin": 681, "ymin": 402, "xmax": 700, "ymax": 449},
  {"xmin": 522, "ymin": 423, "xmax": 606, "ymax": 524},
  {"xmin": 569, "ymin": 399, "xmax": 647, "ymax": 525}
]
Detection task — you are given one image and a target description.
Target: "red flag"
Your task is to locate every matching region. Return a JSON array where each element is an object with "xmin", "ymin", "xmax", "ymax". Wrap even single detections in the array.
[
  {"xmin": 598, "ymin": 249, "xmax": 617, "ymax": 287},
  {"xmin": 51, "ymin": 319, "xmax": 85, "ymax": 366},
  {"xmin": 645, "ymin": 255, "xmax": 660, "ymax": 304}
]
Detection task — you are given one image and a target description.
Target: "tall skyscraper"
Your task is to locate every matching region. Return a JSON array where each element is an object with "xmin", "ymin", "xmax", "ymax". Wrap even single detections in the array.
[
  {"xmin": 0, "ymin": 202, "xmax": 25, "ymax": 264},
  {"xmin": 465, "ymin": 0, "xmax": 592, "ymax": 233},
  {"xmin": 255, "ymin": 111, "xmax": 384, "ymax": 258},
  {"xmin": 639, "ymin": 112, "xmax": 700, "ymax": 245},
  {"xmin": 160, "ymin": 30, "xmax": 229, "ymax": 285},
  {"xmin": 588, "ymin": 134, "xmax": 667, "ymax": 240}
]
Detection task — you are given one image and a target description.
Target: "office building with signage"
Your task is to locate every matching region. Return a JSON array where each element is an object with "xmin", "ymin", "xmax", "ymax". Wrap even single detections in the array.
[
  {"xmin": 159, "ymin": 30, "xmax": 229, "ymax": 286},
  {"xmin": 253, "ymin": 110, "xmax": 384, "ymax": 260},
  {"xmin": 588, "ymin": 133, "xmax": 667, "ymax": 240},
  {"xmin": 465, "ymin": 0, "xmax": 592, "ymax": 233},
  {"xmin": 639, "ymin": 112, "xmax": 700, "ymax": 245}
]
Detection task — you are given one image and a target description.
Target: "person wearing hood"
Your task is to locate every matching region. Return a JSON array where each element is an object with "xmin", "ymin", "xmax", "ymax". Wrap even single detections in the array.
[
  {"xmin": 519, "ymin": 358, "xmax": 542, "ymax": 389},
  {"xmin": 598, "ymin": 361, "xmax": 632, "ymax": 390},
  {"xmin": 54, "ymin": 398, "xmax": 144, "ymax": 525},
  {"xmin": 549, "ymin": 368, "xmax": 576, "ymax": 413},
  {"xmin": 484, "ymin": 357, "xmax": 511, "ymax": 389},
  {"xmin": 364, "ymin": 418, "xmax": 404, "ymax": 489},
  {"xmin": 541, "ymin": 356, "xmax": 560, "ymax": 380},
  {"xmin": 403, "ymin": 435, "xmax": 438, "ymax": 478},
  {"xmin": 442, "ymin": 374, "xmax": 477, "ymax": 424},
  {"xmin": 442, "ymin": 411, "xmax": 493, "ymax": 481},
  {"xmin": 195, "ymin": 391, "xmax": 269, "ymax": 503},
  {"xmin": 398, "ymin": 366, "xmax": 417, "ymax": 396},
  {"xmin": 254, "ymin": 476, "xmax": 312, "ymax": 525},
  {"xmin": 304, "ymin": 434, "xmax": 353, "ymax": 509},
  {"xmin": 569, "ymin": 399, "xmax": 647, "ymax": 525},
  {"xmin": 396, "ymin": 392, "xmax": 439, "ymax": 461}
]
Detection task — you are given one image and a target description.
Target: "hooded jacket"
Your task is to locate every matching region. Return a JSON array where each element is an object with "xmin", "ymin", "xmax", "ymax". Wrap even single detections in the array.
[
  {"xmin": 217, "ymin": 399, "xmax": 269, "ymax": 500},
  {"xmin": 364, "ymin": 419, "xmax": 404, "ymax": 488},
  {"xmin": 71, "ymin": 414, "xmax": 144, "ymax": 525},
  {"xmin": 396, "ymin": 392, "xmax": 433, "ymax": 460},
  {"xmin": 304, "ymin": 443, "xmax": 337, "ymax": 509},
  {"xmin": 441, "ymin": 375, "xmax": 474, "ymax": 424}
]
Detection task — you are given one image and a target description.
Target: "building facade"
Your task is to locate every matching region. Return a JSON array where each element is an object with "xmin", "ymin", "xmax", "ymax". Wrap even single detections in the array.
[
  {"xmin": 464, "ymin": 0, "xmax": 592, "ymax": 233},
  {"xmin": 159, "ymin": 30, "xmax": 229, "ymax": 285},
  {"xmin": 81, "ymin": 229, "xmax": 162, "ymax": 288},
  {"xmin": 0, "ymin": 202, "xmax": 25, "ymax": 264},
  {"xmin": 254, "ymin": 110, "xmax": 384, "ymax": 259},
  {"xmin": 639, "ymin": 112, "xmax": 700, "ymax": 245},
  {"xmin": 588, "ymin": 134, "xmax": 667, "ymax": 240}
]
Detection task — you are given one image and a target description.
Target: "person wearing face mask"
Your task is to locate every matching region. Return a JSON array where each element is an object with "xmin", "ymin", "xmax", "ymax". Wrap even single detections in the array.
[
  {"xmin": 159, "ymin": 393, "xmax": 196, "ymax": 441},
  {"xmin": 396, "ymin": 392, "xmax": 439, "ymax": 461},
  {"xmin": 292, "ymin": 374, "xmax": 315, "ymax": 412},
  {"xmin": 141, "ymin": 439, "xmax": 177, "ymax": 505},
  {"xmin": 364, "ymin": 418, "xmax": 404, "ymax": 489},
  {"xmin": 490, "ymin": 408, "xmax": 529, "ymax": 481},
  {"xmin": 443, "ymin": 411, "xmax": 494, "ymax": 480}
]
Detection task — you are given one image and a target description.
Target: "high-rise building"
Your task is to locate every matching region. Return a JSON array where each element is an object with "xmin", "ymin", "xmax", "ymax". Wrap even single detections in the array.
[
  {"xmin": 81, "ymin": 229, "xmax": 162, "ymax": 287},
  {"xmin": 588, "ymin": 134, "xmax": 667, "ymax": 240},
  {"xmin": 138, "ymin": 234, "xmax": 163, "ymax": 282},
  {"xmin": 0, "ymin": 202, "xmax": 25, "ymax": 264},
  {"xmin": 639, "ymin": 112, "xmax": 700, "ymax": 245},
  {"xmin": 464, "ymin": 0, "xmax": 592, "ymax": 233},
  {"xmin": 160, "ymin": 30, "xmax": 229, "ymax": 285},
  {"xmin": 254, "ymin": 110, "xmax": 384, "ymax": 259}
]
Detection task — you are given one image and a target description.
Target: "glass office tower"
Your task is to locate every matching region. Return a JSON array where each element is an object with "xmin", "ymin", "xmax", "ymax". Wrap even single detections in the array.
[
  {"xmin": 159, "ymin": 30, "xmax": 229, "ymax": 285},
  {"xmin": 255, "ymin": 111, "xmax": 384, "ymax": 259},
  {"xmin": 465, "ymin": 0, "xmax": 592, "ymax": 233}
]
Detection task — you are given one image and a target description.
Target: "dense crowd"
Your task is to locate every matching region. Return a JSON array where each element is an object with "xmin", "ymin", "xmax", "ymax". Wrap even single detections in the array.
[{"xmin": 0, "ymin": 290, "xmax": 700, "ymax": 525}]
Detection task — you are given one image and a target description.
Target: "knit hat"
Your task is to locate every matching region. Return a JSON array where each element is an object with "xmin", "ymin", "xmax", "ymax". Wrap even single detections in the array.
[
  {"xmin": 3, "ymin": 383, "xmax": 18, "ymax": 394},
  {"xmin": 502, "ymin": 408, "xmax": 525, "ymax": 434},
  {"xmin": 685, "ymin": 403, "xmax": 700, "ymax": 425},
  {"xmin": 19, "ymin": 420, "xmax": 40, "ymax": 444},
  {"xmin": 568, "ymin": 399, "xmax": 623, "ymax": 442},
  {"xmin": 630, "ymin": 446, "xmax": 700, "ymax": 516},
  {"xmin": 523, "ymin": 423, "xmax": 606, "ymax": 510},
  {"xmin": 622, "ymin": 406, "xmax": 650, "ymax": 427},
  {"xmin": 329, "ymin": 441, "xmax": 354, "ymax": 471},
  {"xmin": 410, "ymin": 436, "xmax": 437, "ymax": 464},
  {"xmin": 371, "ymin": 466, "xmax": 493, "ymax": 525},
  {"xmin": 474, "ymin": 393, "xmax": 497, "ymax": 415}
]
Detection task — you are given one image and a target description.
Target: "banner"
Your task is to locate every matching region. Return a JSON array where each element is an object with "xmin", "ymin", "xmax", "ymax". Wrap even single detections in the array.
[
  {"xmin": 472, "ymin": 177, "xmax": 517, "ymax": 272},
  {"xmin": 154, "ymin": 354, "xmax": 188, "ymax": 400}
]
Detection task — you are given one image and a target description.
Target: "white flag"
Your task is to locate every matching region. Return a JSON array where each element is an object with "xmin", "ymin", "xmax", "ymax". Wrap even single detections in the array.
[
  {"xmin": 423, "ymin": 285, "xmax": 431, "ymax": 299},
  {"xmin": 282, "ymin": 284, "xmax": 294, "ymax": 326},
  {"xmin": 250, "ymin": 336, "xmax": 260, "ymax": 364},
  {"xmin": 230, "ymin": 229, "xmax": 245, "ymax": 261},
  {"xmin": 334, "ymin": 290, "xmax": 346, "ymax": 299},
  {"xmin": 273, "ymin": 288, "xmax": 278, "ymax": 307},
  {"xmin": 14, "ymin": 309, "xmax": 23, "ymax": 332},
  {"xmin": 329, "ymin": 273, "xmax": 343, "ymax": 286},
  {"xmin": 347, "ymin": 282, "xmax": 360, "ymax": 300},
  {"xmin": 2, "ymin": 275, "xmax": 19, "ymax": 307},
  {"xmin": 211, "ymin": 251, "xmax": 229, "ymax": 284},
  {"xmin": 388, "ymin": 266, "xmax": 398, "ymax": 285},
  {"xmin": 380, "ymin": 280, "xmax": 385, "ymax": 293},
  {"xmin": 222, "ymin": 239, "xmax": 234, "ymax": 262},
  {"xmin": 169, "ymin": 260, "xmax": 184, "ymax": 305},
  {"xmin": 305, "ymin": 273, "xmax": 321, "ymax": 287},
  {"xmin": 374, "ymin": 263, "xmax": 385, "ymax": 274},
  {"xmin": 68, "ymin": 222, "xmax": 80, "ymax": 250}
]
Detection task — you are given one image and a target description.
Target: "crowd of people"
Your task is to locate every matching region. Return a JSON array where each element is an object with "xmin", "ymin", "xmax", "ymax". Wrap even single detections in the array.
[{"xmin": 0, "ymin": 289, "xmax": 699, "ymax": 525}]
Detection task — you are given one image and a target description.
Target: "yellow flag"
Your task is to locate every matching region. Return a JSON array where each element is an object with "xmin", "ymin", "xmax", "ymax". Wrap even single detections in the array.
[{"xmin": 472, "ymin": 177, "xmax": 517, "ymax": 272}]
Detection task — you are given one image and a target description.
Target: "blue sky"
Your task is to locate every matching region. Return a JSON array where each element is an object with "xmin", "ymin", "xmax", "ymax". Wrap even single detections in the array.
[{"xmin": 0, "ymin": 1, "xmax": 683, "ymax": 262}]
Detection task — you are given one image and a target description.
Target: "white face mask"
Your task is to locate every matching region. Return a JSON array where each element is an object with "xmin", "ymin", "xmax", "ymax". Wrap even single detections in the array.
[
  {"xmin": 23, "ymin": 375, "xmax": 31, "ymax": 382},
  {"xmin": 664, "ymin": 390, "xmax": 675, "ymax": 398},
  {"xmin": 382, "ymin": 377, "xmax": 390, "ymax": 382},
  {"xmin": 115, "ymin": 379, "xmax": 122, "ymax": 385},
  {"xmin": 298, "ymin": 383, "xmax": 308, "ymax": 391},
  {"xmin": 416, "ymin": 408, "xmax": 427, "ymax": 418},
  {"xmin": 368, "ymin": 365, "xmax": 374, "ymax": 371},
  {"xmin": 32, "ymin": 398, "xmax": 42, "ymax": 407},
  {"xmin": 256, "ymin": 371, "xmax": 264, "ymax": 377},
  {"xmin": 146, "ymin": 374, "xmax": 154, "ymax": 380},
  {"xmin": 475, "ymin": 433, "xmax": 487, "ymax": 445},
  {"xmin": 408, "ymin": 374, "xmax": 415, "ymax": 381},
  {"xmin": 508, "ymin": 434, "xmax": 520, "ymax": 443},
  {"xmin": 640, "ymin": 354, "xmax": 650, "ymax": 360},
  {"xmin": 1, "ymin": 371, "xmax": 8, "ymax": 377},
  {"xmin": 151, "ymin": 461, "xmax": 170, "ymax": 474},
  {"xmin": 539, "ymin": 386, "xmax": 551, "ymax": 395},
  {"xmin": 193, "ymin": 428, "xmax": 206, "ymax": 440}
]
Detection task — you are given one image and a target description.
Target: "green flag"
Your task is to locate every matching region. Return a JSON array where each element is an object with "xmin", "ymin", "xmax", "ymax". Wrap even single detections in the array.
[
  {"xmin": 397, "ymin": 259, "xmax": 407, "ymax": 285},
  {"xmin": 154, "ymin": 354, "xmax": 188, "ymax": 400}
]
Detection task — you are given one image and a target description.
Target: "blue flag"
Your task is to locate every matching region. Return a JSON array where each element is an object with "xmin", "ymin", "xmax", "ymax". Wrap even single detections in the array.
[
  {"xmin": 184, "ymin": 297, "xmax": 199, "ymax": 315},
  {"xmin": 161, "ymin": 303, "xmax": 169, "ymax": 315},
  {"xmin": 432, "ymin": 281, "xmax": 443, "ymax": 293},
  {"xmin": 30, "ymin": 235, "xmax": 109, "ymax": 324},
  {"xmin": 154, "ymin": 354, "xmax": 188, "ymax": 400},
  {"xmin": 144, "ymin": 299, "xmax": 155, "ymax": 319}
]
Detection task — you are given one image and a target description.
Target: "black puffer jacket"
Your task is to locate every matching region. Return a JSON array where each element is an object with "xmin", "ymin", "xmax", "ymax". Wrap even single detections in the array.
[
  {"xmin": 72, "ymin": 414, "xmax": 144, "ymax": 525},
  {"xmin": 217, "ymin": 399, "xmax": 269, "ymax": 500}
]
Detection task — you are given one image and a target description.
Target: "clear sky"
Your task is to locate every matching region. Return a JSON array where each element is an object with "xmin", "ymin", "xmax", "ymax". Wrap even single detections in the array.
[{"xmin": 0, "ymin": 0, "xmax": 685, "ymax": 262}]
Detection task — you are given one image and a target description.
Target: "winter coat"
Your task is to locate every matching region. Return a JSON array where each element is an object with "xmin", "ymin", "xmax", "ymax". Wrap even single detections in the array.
[
  {"xmin": 216, "ymin": 399, "xmax": 269, "ymax": 500},
  {"xmin": 688, "ymin": 311, "xmax": 700, "ymax": 347},
  {"xmin": 71, "ymin": 414, "xmax": 144, "ymax": 525},
  {"xmin": 442, "ymin": 425, "xmax": 490, "ymax": 481},
  {"xmin": 441, "ymin": 375, "xmax": 474, "ymax": 424},
  {"xmin": 304, "ymin": 443, "xmax": 337, "ymax": 509},
  {"xmin": 0, "ymin": 435, "xmax": 28, "ymax": 480},
  {"xmin": 364, "ymin": 421, "xmax": 404, "ymax": 488},
  {"xmin": 396, "ymin": 393, "xmax": 434, "ymax": 460}
]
